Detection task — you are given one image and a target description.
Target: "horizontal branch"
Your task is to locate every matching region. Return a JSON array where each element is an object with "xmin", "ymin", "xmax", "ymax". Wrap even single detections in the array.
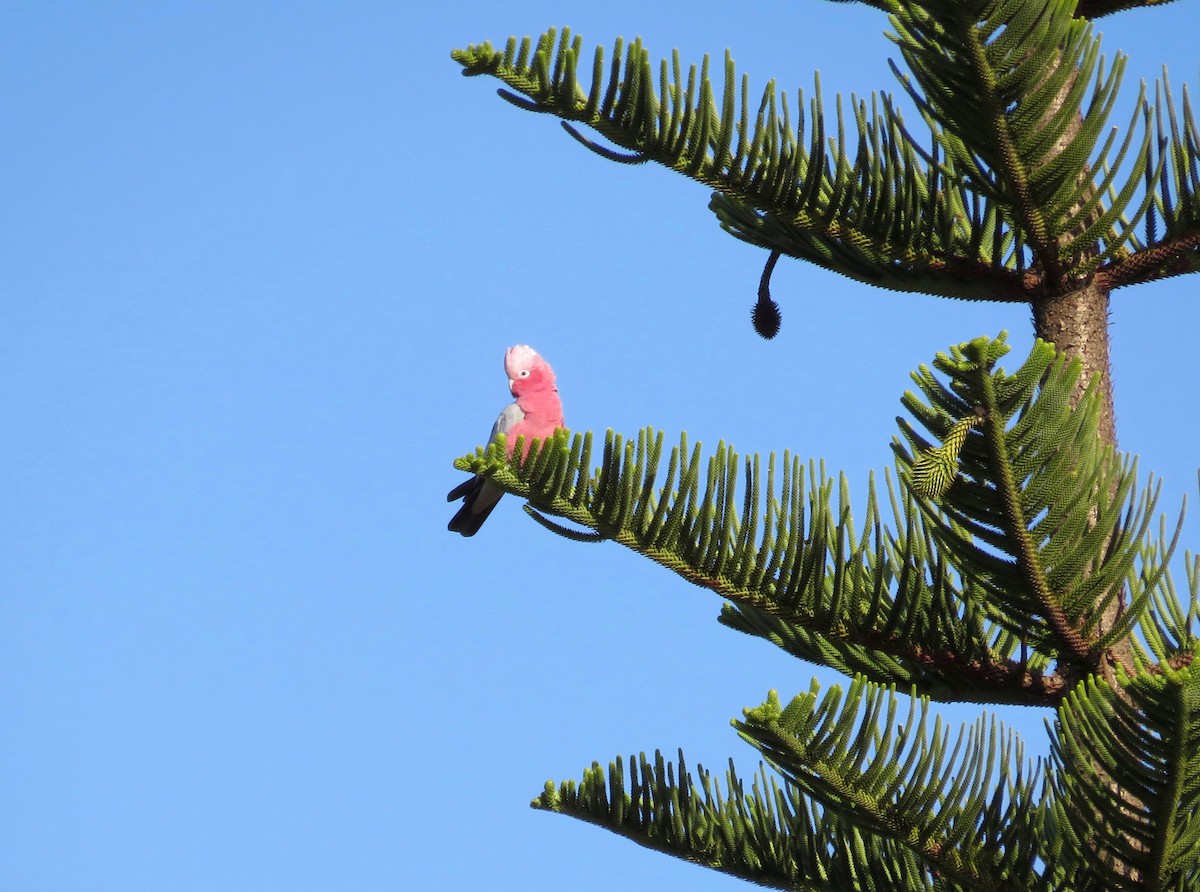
[{"xmin": 1100, "ymin": 229, "xmax": 1200, "ymax": 289}]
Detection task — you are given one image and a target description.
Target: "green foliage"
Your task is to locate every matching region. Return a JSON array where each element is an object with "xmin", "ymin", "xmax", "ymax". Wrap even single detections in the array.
[
  {"xmin": 532, "ymin": 746, "xmax": 927, "ymax": 891},
  {"xmin": 456, "ymin": 335, "xmax": 1185, "ymax": 700},
  {"xmin": 537, "ymin": 664, "xmax": 1200, "ymax": 890},
  {"xmin": 888, "ymin": 0, "xmax": 1150, "ymax": 283},
  {"xmin": 452, "ymin": 333, "xmax": 1199, "ymax": 889},
  {"xmin": 1051, "ymin": 664, "xmax": 1200, "ymax": 889},
  {"xmin": 736, "ymin": 679, "xmax": 1044, "ymax": 889},
  {"xmin": 894, "ymin": 334, "xmax": 1182, "ymax": 657},
  {"xmin": 910, "ymin": 412, "xmax": 983, "ymax": 500},
  {"xmin": 832, "ymin": 0, "xmax": 1183, "ymax": 17},
  {"xmin": 452, "ymin": 0, "xmax": 1200, "ymax": 298}
]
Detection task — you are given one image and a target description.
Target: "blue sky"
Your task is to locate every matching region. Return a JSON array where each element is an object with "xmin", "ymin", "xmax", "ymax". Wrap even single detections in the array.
[{"xmin": 4, "ymin": 3, "xmax": 1199, "ymax": 890}]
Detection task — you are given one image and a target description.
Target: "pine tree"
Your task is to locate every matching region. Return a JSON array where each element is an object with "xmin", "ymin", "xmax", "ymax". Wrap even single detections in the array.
[{"xmin": 450, "ymin": 0, "xmax": 1200, "ymax": 888}]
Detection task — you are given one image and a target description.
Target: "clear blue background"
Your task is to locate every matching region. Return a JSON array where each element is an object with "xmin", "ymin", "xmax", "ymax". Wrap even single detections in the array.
[{"xmin": 4, "ymin": 3, "xmax": 1198, "ymax": 890}]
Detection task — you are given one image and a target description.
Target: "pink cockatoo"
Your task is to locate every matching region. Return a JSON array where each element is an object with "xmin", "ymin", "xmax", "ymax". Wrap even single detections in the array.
[{"xmin": 447, "ymin": 345, "xmax": 565, "ymax": 536}]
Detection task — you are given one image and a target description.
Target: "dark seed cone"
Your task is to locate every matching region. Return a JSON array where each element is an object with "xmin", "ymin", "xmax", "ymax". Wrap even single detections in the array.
[{"xmin": 752, "ymin": 296, "xmax": 781, "ymax": 339}]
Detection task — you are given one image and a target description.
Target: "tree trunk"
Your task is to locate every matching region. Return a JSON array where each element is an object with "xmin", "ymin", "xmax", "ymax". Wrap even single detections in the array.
[
  {"xmin": 1031, "ymin": 282, "xmax": 1116, "ymax": 449},
  {"xmin": 1032, "ymin": 284, "xmax": 1132, "ymax": 669}
]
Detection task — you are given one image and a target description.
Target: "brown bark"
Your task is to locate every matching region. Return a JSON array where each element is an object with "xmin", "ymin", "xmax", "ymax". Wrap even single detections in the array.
[
  {"xmin": 1030, "ymin": 283, "xmax": 1116, "ymax": 450},
  {"xmin": 1032, "ymin": 284, "xmax": 1134, "ymax": 671}
]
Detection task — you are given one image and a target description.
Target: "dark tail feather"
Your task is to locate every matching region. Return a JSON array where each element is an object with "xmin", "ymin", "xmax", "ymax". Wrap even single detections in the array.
[
  {"xmin": 447, "ymin": 476, "xmax": 503, "ymax": 537},
  {"xmin": 446, "ymin": 477, "xmax": 478, "ymax": 503}
]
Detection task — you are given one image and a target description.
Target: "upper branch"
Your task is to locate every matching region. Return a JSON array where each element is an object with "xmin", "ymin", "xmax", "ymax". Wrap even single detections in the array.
[
  {"xmin": 825, "ymin": 0, "xmax": 1182, "ymax": 21},
  {"xmin": 453, "ymin": 28, "xmax": 1035, "ymax": 301}
]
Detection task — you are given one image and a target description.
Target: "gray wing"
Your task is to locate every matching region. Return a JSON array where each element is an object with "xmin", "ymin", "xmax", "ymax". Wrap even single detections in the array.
[
  {"xmin": 446, "ymin": 401, "xmax": 524, "ymax": 537},
  {"xmin": 489, "ymin": 401, "xmax": 524, "ymax": 442}
]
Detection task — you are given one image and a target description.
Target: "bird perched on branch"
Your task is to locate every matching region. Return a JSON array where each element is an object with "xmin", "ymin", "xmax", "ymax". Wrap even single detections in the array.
[{"xmin": 447, "ymin": 345, "xmax": 564, "ymax": 536}]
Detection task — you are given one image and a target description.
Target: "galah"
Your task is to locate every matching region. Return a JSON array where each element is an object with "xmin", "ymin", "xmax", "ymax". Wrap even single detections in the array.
[{"xmin": 447, "ymin": 345, "xmax": 564, "ymax": 536}]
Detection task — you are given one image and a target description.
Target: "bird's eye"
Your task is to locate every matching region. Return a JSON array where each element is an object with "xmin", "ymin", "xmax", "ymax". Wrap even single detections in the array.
[{"xmin": 518, "ymin": 369, "xmax": 531, "ymax": 378}]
